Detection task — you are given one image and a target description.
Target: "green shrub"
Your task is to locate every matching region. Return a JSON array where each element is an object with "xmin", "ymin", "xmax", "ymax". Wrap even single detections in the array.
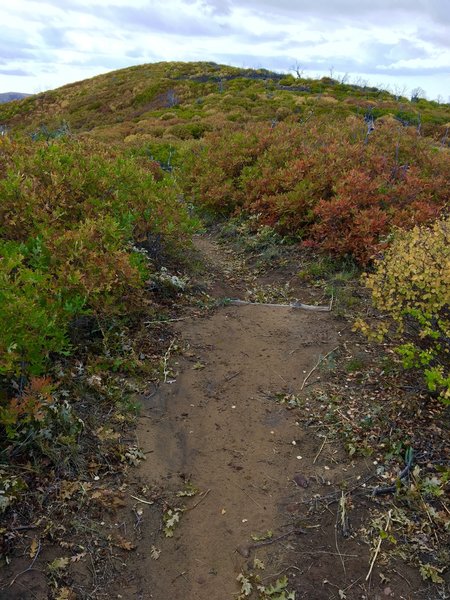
[{"xmin": 0, "ymin": 136, "xmax": 196, "ymax": 381}]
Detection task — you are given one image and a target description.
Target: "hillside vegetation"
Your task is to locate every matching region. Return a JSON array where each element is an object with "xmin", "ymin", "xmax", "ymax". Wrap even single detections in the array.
[{"xmin": 0, "ymin": 63, "xmax": 449, "ymax": 585}]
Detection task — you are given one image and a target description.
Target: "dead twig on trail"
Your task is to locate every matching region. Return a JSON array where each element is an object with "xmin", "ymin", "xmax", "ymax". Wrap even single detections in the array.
[
  {"xmin": 145, "ymin": 317, "xmax": 188, "ymax": 325},
  {"xmin": 301, "ymin": 347, "xmax": 339, "ymax": 390},
  {"xmin": 239, "ymin": 487, "xmax": 264, "ymax": 510},
  {"xmin": 366, "ymin": 509, "xmax": 392, "ymax": 581},
  {"xmin": 130, "ymin": 494, "xmax": 155, "ymax": 505},
  {"xmin": 225, "ymin": 370, "xmax": 241, "ymax": 382},
  {"xmin": 7, "ymin": 539, "xmax": 41, "ymax": 588},
  {"xmin": 237, "ymin": 528, "xmax": 306, "ymax": 557},
  {"xmin": 185, "ymin": 488, "xmax": 211, "ymax": 512},
  {"xmin": 313, "ymin": 436, "xmax": 328, "ymax": 464},
  {"xmin": 252, "ymin": 528, "xmax": 306, "ymax": 547},
  {"xmin": 162, "ymin": 339, "xmax": 176, "ymax": 383},
  {"xmin": 337, "ymin": 492, "xmax": 350, "ymax": 538},
  {"xmin": 335, "ymin": 494, "xmax": 347, "ymax": 575},
  {"xmin": 171, "ymin": 571, "xmax": 189, "ymax": 584},
  {"xmin": 228, "ymin": 299, "xmax": 332, "ymax": 311}
]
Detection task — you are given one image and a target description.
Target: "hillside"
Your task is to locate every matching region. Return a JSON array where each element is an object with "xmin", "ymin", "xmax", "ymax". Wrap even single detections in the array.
[
  {"xmin": 0, "ymin": 62, "xmax": 449, "ymax": 598},
  {"xmin": 1, "ymin": 61, "xmax": 449, "ymax": 144}
]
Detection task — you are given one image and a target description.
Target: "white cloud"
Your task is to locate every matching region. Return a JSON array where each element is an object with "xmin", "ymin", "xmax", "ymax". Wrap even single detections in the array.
[{"xmin": 0, "ymin": 0, "xmax": 448, "ymax": 100}]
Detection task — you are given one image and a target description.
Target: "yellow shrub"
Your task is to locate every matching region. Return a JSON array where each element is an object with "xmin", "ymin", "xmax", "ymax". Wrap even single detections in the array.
[{"xmin": 356, "ymin": 218, "xmax": 450, "ymax": 402}]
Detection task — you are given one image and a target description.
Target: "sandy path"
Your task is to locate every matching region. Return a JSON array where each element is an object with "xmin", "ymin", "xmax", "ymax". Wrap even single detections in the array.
[{"xmin": 127, "ymin": 234, "xmax": 352, "ymax": 599}]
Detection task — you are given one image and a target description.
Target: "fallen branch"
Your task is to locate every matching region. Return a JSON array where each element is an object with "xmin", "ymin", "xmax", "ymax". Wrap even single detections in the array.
[
  {"xmin": 372, "ymin": 449, "xmax": 414, "ymax": 496},
  {"xmin": 228, "ymin": 299, "xmax": 332, "ymax": 311},
  {"xmin": 301, "ymin": 347, "xmax": 339, "ymax": 390}
]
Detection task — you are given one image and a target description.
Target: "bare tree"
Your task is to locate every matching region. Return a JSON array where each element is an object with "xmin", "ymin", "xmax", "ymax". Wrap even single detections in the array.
[
  {"xmin": 410, "ymin": 87, "xmax": 426, "ymax": 102},
  {"xmin": 393, "ymin": 84, "xmax": 407, "ymax": 101},
  {"xmin": 292, "ymin": 61, "xmax": 304, "ymax": 79}
]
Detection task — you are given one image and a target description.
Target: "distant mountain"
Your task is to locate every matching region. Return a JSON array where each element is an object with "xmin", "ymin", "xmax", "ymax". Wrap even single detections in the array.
[{"xmin": 0, "ymin": 92, "xmax": 31, "ymax": 104}]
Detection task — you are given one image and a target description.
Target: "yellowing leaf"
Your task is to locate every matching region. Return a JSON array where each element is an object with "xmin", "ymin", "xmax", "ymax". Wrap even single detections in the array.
[
  {"xmin": 29, "ymin": 538, "xmax": 39, "ymax": 559},
  {"xmin": 48, "ymin": 557, "xmax": 70, "ymax": 573},
  {"xmin": 55, "ymin": 588, "xmax": 77, "ymax": 600}
]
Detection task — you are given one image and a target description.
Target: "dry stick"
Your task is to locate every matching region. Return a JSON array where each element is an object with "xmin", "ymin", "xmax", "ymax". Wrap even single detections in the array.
[
  {"xmin": 162, "ymin": 339, "xmax": 175, "ymax": 383},
  {"xmin": 8, "ymin": 540, "xmax": 41, "ymax": 587},
  {"xmin": 335, "ymin": 495, "xmax": 346, "ymax": 576},
  {"xmin": 392, "ymin": 568, "xmax": 412, "ymax": 588},
  {"xmin": 239, "ymin": 487, "xmax": 264, "ymax": 510},
  {"xmin": 171, "ymin": 571, "xmax": 189, "ymax": 584},
  {"xmin": 145, "ymin": 317, "xmax": 187, "ymax": 325},
  {"xmin": 295, "ymin": 550, "xmax": 358, "ymax": 558},
  {"xmin": 313, "ymin": 436, "xmax": 328, "ymax": 464},
  {"xmin": 301, "ymin": 346, "xmax": 339, "ymax": 390},
  {"xmin": 130, "ymin": 495, "xmax": 154, "ymax": 505},
  {"xmin": 366, "ymin": 510, "xmax": 392, "ymax": 581},
  {"xmin": 228, "ymin": 299, "xmax": 332, "ymax": 311},
  {"xmin": 225, "ymin": 370, "xmax": 241, "ymax": 382},
  {"xmin": 185, "ymin": 489, "xmax": 211, "ymax": 512},
  {"xmin": 329, "ymin": 292, "xmax": 334, "ymax": 312},
  {"xmin": 250, "ymin": 528, "xmax": 305, "ymax": 551}
]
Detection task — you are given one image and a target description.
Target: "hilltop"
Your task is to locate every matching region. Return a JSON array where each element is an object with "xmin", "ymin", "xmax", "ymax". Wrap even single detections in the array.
[
  {"xmin": 0, "ymin": 92, "xmax": 30, "ymax": 105},
  {"xmin": 1, "ymin": 61, "xmax": 449, "ymax": 143}
]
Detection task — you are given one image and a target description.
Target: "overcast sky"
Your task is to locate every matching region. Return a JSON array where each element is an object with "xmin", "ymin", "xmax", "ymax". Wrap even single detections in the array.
[{"xmin": 1, "ymin": 0, "xmax": 449, "ymax": 101}]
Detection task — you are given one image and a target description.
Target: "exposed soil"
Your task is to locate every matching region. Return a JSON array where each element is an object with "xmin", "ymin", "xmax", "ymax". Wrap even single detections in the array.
[
  {"xmin": 2, "ymin": 233, "xmax": 445, "ymax": 599},
  {"xmin": 114, "ymin": 235, "xmax": 426, "ymax": 600}
]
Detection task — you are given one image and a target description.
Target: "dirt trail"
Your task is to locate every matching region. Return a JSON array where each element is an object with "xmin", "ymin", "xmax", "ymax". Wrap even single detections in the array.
[{"xmin": 125, "ymin": 235, "xmax": 419, "ymax": 600}]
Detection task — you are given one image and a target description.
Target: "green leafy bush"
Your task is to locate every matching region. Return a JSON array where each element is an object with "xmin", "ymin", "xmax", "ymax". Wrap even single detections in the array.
[{"xmin": 0, "ymin": 135, "xmax": 196, "ymax": 383}]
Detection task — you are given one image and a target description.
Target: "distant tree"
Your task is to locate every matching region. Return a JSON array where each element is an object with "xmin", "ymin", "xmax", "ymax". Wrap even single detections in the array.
[
  {"xmin": 292, "ymin": 61, "xmax": 304, "ymax": 79},
  {"xmin": 393, "ymin": 84, "xmax": 407, "ymax": 101},
  {"xmin": 353, "ymin": 75, "xmax": 369, "ymax": 88},
  {"xmin": 410, "ymin": 87, "xmax": 426, "ymax": 103}
]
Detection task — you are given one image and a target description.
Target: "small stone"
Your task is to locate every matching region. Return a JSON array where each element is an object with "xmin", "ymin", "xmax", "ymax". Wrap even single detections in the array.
[
  {"xmin": 236, "ymin": 545, "xmax": 250, "ymax": 558},
  {"xmin": 293, "ymin": 473, "xmax": 309, "ymax": 488}
]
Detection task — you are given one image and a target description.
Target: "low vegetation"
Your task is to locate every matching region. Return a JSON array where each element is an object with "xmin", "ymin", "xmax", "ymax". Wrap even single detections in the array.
[
  {"xmin": 356, "ymin": 217, "xmax": 449, "ymax": 402},
  {"xmin": 0, "ymin": 134, "xmax": 196, "ymax": 519},
  {"xmin": 181, "ymin": 117, "xmax": 448, "ymax": 263},
  {"xmin": 0, "ymin": 61, "xmax": 448, "ymax": 593}
]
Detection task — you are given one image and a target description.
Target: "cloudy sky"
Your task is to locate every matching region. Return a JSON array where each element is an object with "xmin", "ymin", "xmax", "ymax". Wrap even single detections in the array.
[{"xmin": 1, "ymin": 0, "xmax": 449, "ymax": 101}]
